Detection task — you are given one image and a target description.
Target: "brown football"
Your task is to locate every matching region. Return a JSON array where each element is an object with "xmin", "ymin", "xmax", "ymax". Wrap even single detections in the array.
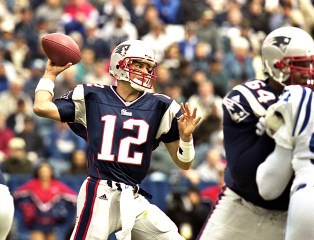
[{"xmin": 41, "ymin": 33, "xmax": 81, "ymax": 66}]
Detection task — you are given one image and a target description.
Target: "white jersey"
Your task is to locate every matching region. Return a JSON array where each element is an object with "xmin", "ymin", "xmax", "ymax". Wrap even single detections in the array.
[{"xmin": 271, "ymin": 85, "xmax": 314, "ymax": 193}]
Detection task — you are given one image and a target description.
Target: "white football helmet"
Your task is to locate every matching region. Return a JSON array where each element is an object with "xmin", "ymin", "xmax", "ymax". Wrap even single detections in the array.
[
  {"xmin": 262, "ymin": 26, "xmax": 314, "ymax": 89},
  {"xmin": 109, "ymin": 40, "xmax": 157, "ymax": 91}
]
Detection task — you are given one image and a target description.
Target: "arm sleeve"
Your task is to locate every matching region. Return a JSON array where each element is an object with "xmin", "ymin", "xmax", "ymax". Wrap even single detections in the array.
[{"xmin": 256, "ymin": 144, "xmax": 293, "ymax": 200}]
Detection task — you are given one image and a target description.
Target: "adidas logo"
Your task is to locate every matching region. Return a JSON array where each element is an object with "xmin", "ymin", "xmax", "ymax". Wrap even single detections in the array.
[{"xmin": 99, "ymin": 194, "xmax": 108, "ymax": 200}]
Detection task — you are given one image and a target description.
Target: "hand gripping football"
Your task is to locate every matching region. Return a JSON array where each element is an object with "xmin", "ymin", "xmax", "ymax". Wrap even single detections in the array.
[{"xmin": 41, "ymin": 33, "xmax": 81, "ymax": 66}]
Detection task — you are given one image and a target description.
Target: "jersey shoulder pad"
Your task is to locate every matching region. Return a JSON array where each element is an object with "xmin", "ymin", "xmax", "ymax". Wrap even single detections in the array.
[
  {"xmin": 83, "ymin": 83, "xmax": 109, "ymax": 93},
  {"xmin": 151, "ymin": 92, "xmax": 173, "ymax": 104}
]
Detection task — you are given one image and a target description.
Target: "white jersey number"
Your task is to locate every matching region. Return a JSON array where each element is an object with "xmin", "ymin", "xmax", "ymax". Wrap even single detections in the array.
[
  {"xmin": 245, "ymin": 80, "xmax": 276, "ymax": 103},
  {"xmin": 97, "ymin": 115, "xmax": 149, "ymax": 165}
]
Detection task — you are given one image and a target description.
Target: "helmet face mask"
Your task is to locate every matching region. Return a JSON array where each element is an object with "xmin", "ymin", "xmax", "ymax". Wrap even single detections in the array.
[
  {"xmin": 118, "ymin": 57, "xmax": 156, "ymax": 90},
  {"xmin": 262, "ymin": 26, "xmax": 314, "ymax": 90},
  {"xmin": 274, "ymin": 55, "xmax": 314, "ymax": 89},
  {"xmin": 110, "ymin": 40, "xmax": 157, "ymax": 91}
]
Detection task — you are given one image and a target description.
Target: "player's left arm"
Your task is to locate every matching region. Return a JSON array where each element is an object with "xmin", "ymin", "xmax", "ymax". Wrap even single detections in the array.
[
  {"xmin": 256, "ymin": 143, "xmax": 293, "ymax": 200},
  {"xmin": 164, "ymin": 102, "xmax": 201, "ymax": 170}
]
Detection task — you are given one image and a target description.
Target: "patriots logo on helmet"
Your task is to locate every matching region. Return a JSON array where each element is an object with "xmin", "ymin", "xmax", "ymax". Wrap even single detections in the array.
[
  {"xmin": 114, "ymin": 44, "xmax": 130, "ymax": 56},
  {"xmin": 265, "ymin": 36, "xmax": 292, "ymax": 53}
]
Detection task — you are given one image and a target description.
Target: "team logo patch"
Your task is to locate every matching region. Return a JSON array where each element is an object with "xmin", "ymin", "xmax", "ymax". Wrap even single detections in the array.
[
  {"xmin": 264, "ymin": 36, "xmax": 292, "ymax": 53},
  {"xmin": 223, "ymin": 96, "xmax": 250, "ymax": 123},
  {"xmin": 114, "ymin": 44, "xmax": 130, "ymax": 56},
  {"xmin": 121, "ymin": 109, "xmax": 132, "ymax": 116}
]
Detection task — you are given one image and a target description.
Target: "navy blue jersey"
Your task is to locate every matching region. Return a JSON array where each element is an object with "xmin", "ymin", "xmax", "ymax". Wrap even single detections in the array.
[
  {"xmin": 54, "ymin": 84, "xmax": 181, "ymax": 186},
  {"xmin": 223, "ymin": 79, "xmax": 291, "ymax": 210}
]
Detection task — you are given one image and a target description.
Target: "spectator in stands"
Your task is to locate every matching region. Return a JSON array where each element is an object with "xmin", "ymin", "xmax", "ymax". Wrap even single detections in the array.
[
  {"xmin": 23, "ymin": 58, "xmax": 46, "ymax": 102},
  {"xmin": 153, "ymin": 64, "xmax": 173, "ymax": 94},
  {"xmin": 61, "ymin": 0, "xmax": 99, "ymax": 36},
  {"xmin": 5, "ymin": 32, "xmax": 31, "ymax": 76},
  {"xmin": 1, "ymin": 137, "xmax": 33, "ymax": 174},
  {"xmin": 0, "ymin": 114, "xmax": 14, "ymax": 162},
  {"xmin": 241, "ymin": 0, "xmax": 271, "ymax": 34},
  {"xmin": 207, "ymin": 56, "xmax": 230, "ymax": 97},
  {"xmin": 153, "ymin": 0, "xmax": 180, "ymax": 24},
  {"xmin": 99, "ymin": 9, "xmax": 138, "ymax": 51},
  {"xmin": 6, "ymin": 97, "xmax": 32, "ymax": 135},
  {"xmin": 13, "ymin": 162, "xmax": 77, "ymax": 240},
  {"xmin": 73, "ymin": 47, "xmax": 96, "ymax": 84},
  {"xmin": 187, "ymin": 81, "xmax": 223, "ymax": 126},
  {"xmin": 44, "ymin": 121, "xmax": 87, "ymax": 177},
  {"xmin": 98, "ymin": 0, "xmax": 131, "ymax": 28},
  {"xmin": 219, "ymin": 3, "xmax": 244, "ymax": 41},
  {"xmin": 179, "ymin": 0, "xmax": 210, "ymax": 23},
  {"xmin": 65, "ymin": 149, "xmax": 87, "ymax": 176},
  {"xmin": 178, "ymin": 22, "xmax": 199, "ymax": 62},
  {"xmin": 167, "ymin": 184, "xmax": 211, "ymax": 240},
  {"xmin": 16, "ymin": 116, "xmax": 44, "ymax": 164},
  {"xmin": 141, "ymin": 20, "xmax": 174, "ymax": 62},
  {"xmin": 172, "ymin": 59, "xmax": 193, "ymax": 91},
  {"xmin": 0, "ymin": 45, "xmax": 18, "ymax": 92},
  {"xmin": 195, "ymin": 148, "xmax": 225, "ymax": 183},
  {"xmin": 182, "ymin": 148, "xmax": 225, "ymax": 186},
  {"xmin": 149, "ymin": 142, "xmax": 178, "ymax": 177},
  {"xmin": 182, "ymin": 69, "xmax": 208, "ymax": 99},
  {"xmin": 200, "ymin": 158, "xmax": 225, "ymax": 207},
  {"xmin": 54, "ymin": 64, "xmax": 77, "ymax": 99},
  {"xmin": 0, "ymin": 18, "xmax": 15, "ymax": 51},
  {"xmin": 160, "ymin": 42, "xmax": 183, "ymax": 72},
  {"xmin": 35, "ymin": 0, "xmax": 64, "ymax": 33},
  {"xmin": 269, "ymin": 1, "xmax": 305, "ymax": 32},
  {"xmin": 124, "ymin": 0, "xmax": 150, "ymax": 35},
  {"xmin": 191, "ymin": 41, "xmax": 212, "ymax": 73},
  {"xmin": 83, "ymin": 20, "xmax": 111, "ymax": 60},
  {"xmin": 0, "ymin": 78, "xmax": 33, "ymax": 119},
  {"xmin": 222, "ymin": 36, "xmax": 256, "ymax": 87},
  {"xmin": 14, "ymin": 7, "xmax": 39, "ymax": 58},
  {"xmin": 196, "ymin": 8, "xmax": 225, "ymax": 59},
  {"xmin": 85, "ymin": 59, "xmax": 115, "ymax": 86},
  {"xmin": 164, "ymin": 82, "xmax": 186, "ymax": 104},
  {"xmin": 136, "ymin": 4, "xmax": 160, "ymax": 38}
]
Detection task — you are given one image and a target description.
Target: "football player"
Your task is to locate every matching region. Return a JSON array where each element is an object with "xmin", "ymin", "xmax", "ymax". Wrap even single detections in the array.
[
  {"xmin": 33, "ymin": 39, "xmax": 201, "ymax": 240},
  {"xmin": 257, "ymin": 85, "xmax": 314, "ymax": 240},
  {"xmin": 0, "ymin": 170, "xmax": 14, "ymax": 239},
  {"xmin": 198, "ymin": 26, "xmax": 314, "ymax": 240}
]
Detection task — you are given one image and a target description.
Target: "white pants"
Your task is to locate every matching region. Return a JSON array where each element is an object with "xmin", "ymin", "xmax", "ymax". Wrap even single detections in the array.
[
  {"xmin": 0, "ymin": 184, "xmax": 14, "ymax": 240},
  {"xmin": 70, "ymin": 178, "xmax": 185, "ymax": 240},
  {"xmin": 198, "ymin": 188, "xmax": 287, "ymax": 240}
]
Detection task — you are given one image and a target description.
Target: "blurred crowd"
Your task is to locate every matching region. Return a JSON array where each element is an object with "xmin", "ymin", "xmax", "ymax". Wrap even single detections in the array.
[{"xmin": 1, "ymin": 0, "xmax": 314, "ymax": 239}]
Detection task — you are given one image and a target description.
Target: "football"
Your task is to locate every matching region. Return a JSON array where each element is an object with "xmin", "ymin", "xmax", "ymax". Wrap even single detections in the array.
[{"xmin": 41, "ymin": 33, "xmax": 81, "ymax": 66}]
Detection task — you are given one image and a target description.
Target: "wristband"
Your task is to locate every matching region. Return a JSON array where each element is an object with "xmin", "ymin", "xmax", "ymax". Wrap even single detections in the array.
[
  {"xmin": 177, "ymin": 138, "xmax": 195, "ymax": 163},
  {"xmin": 35, "ymin": 78, "xmax": 55, "ymax": 97}
]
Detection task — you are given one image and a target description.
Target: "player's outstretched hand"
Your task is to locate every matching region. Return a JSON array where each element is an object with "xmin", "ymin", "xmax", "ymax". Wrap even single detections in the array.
[
  {"xmin": 43, "ymin": 59, "xmax": 72, "ymax": 81},
  {"xmin": 178, "ymin": 102, "xmax": 201, "ymax": 142}
]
